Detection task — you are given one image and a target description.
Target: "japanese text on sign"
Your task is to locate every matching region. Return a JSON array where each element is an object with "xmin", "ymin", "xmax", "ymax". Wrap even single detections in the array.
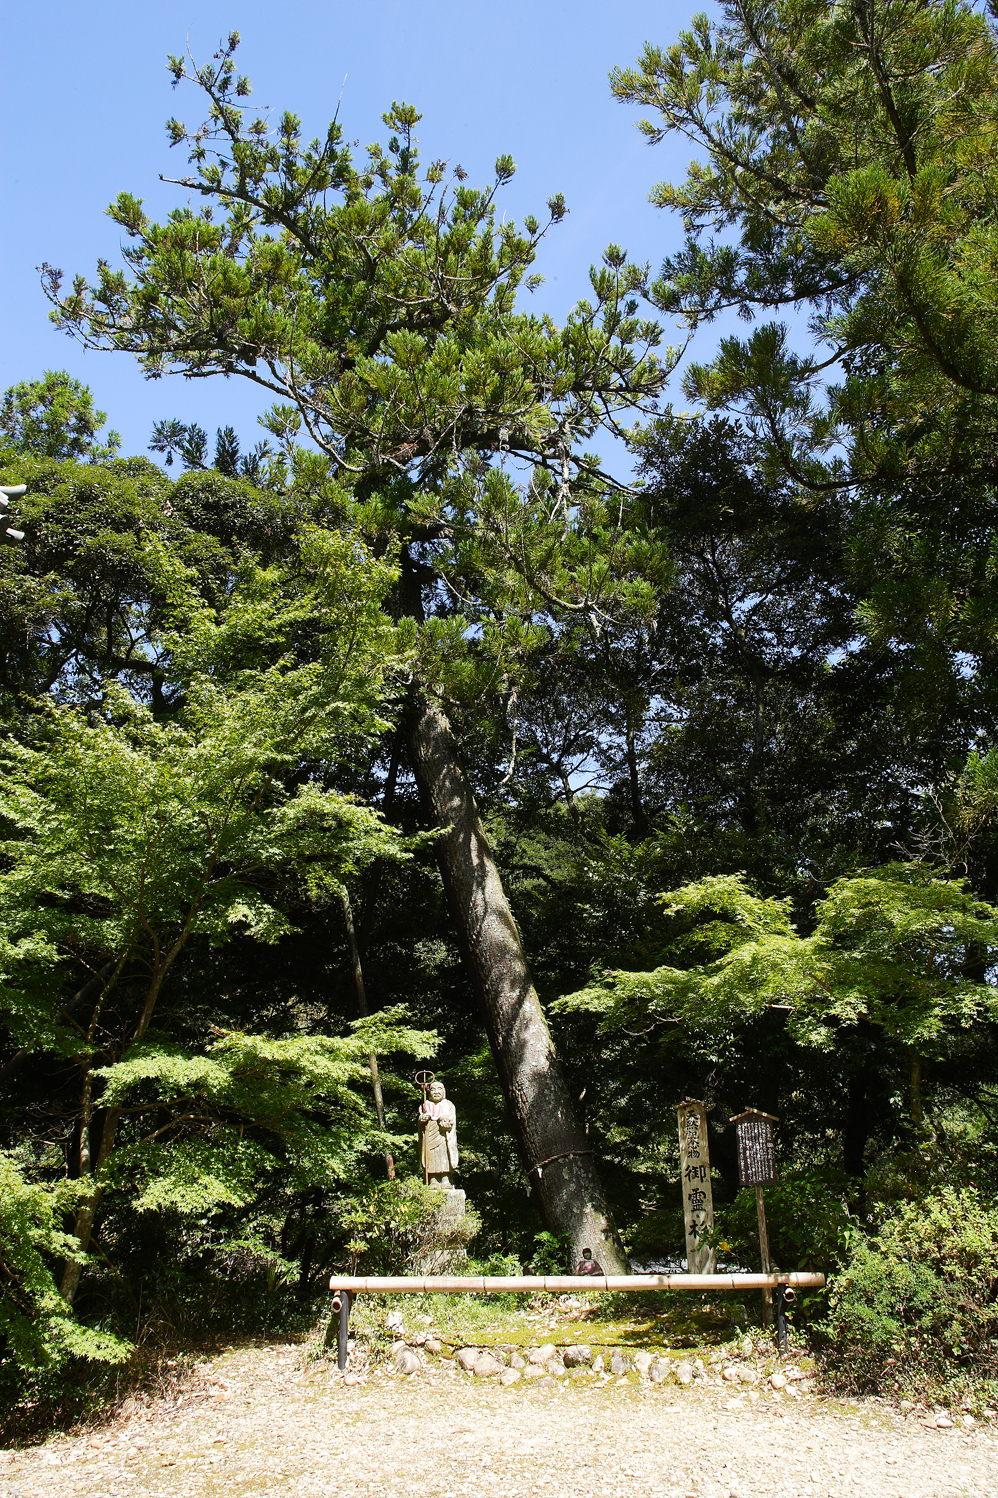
[
  {"xmin": 677, "ymin": 1100, "xmax": 715, "ymax": 1274},
  {"xmin": 732, "ymin": 1110, "xmax": 777, "ymax": 1187}
]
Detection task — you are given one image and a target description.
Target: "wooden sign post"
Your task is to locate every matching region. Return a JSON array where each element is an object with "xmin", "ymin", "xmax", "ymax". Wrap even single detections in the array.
[
  {"xmin": 677, "ymin": 1099, "xmax": 715, "ymax": 1274},
  {"xmin": 731, "ymin": 1109, "xmax": 779, "ymax": 1327}
]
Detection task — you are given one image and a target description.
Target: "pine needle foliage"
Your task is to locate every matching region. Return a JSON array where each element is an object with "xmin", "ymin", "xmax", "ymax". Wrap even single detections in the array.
[
  {"xmin": 613, "ymin": 0, "xmax": 998, "ymax": 486},
  {"xmin": 41, "ymin": 35, "xmax": 679, "ymax": 710}
]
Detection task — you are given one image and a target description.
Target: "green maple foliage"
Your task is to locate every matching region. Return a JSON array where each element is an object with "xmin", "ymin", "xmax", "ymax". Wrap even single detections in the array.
[
  {"xmin": 557, "ymin": 863, "xmax": 998, "ymax": 1123},
  {"xmin": 0, "ymin": 1151, "xmax": 131, "ymax": 1375},
  {"xmin": 0, "ymin": 448, "xmax": 437, "ymax": 1370}
]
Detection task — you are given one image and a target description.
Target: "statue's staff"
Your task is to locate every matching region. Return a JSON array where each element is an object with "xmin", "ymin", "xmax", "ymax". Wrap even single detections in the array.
[{"xmin": 414, "ymin": 1071, "xmax": 435, "ymax": 1185}]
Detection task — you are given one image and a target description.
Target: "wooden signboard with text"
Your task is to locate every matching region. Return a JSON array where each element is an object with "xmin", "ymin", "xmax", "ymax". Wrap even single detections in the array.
[{"xmin": 677, "ymin": 1099, "xmax": 716, "ymax": 1274}]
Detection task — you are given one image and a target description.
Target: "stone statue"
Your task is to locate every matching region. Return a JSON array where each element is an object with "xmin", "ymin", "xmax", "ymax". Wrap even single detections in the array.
[{"xmin": 419, "ymin": 1079, "xmax": 458, "ymax": 1188}]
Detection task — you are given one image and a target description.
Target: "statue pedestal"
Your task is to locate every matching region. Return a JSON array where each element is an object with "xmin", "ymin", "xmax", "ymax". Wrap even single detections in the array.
[{"xmin": 415, "ymin": 1188, "xmax": 474, "ymax": 1273}]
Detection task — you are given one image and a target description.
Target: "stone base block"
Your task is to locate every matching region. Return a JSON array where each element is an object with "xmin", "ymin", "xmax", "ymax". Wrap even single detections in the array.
[{"xmin": 412, "ymin": 1190, "xmax": 473, "ymax": 1274}]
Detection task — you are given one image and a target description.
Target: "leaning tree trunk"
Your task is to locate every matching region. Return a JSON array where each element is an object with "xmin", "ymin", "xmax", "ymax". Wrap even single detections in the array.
[{"xmin": 407, "ymin": 692, "xmax": 626, "ymax": 1272}]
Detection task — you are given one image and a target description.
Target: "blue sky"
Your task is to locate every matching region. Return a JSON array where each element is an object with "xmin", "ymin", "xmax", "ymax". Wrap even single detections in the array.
[{"xmin": 2, "ymin": 1, "xmax": 714, "ymax": 472}]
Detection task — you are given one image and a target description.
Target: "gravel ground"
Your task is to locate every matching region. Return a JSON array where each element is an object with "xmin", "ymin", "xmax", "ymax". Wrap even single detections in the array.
[{"xmin": 3, "ymin": 1342, "xmax": 996, "ymax": 1498}]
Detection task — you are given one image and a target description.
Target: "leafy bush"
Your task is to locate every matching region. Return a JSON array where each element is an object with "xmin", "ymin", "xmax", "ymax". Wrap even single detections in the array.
[
  {"xmin": 469, "ymin": 1251, "xmax": 532, "ymax": 1303},
  {"xmin": 529, "ymin": 1230, "xmax": 574, "ymax": 1274},
  {"xmin": 0, "ymin": 1152, "xmax": 130, "ymax": 1397},
  {"xmin": 861, "ymin": 1140, "xmax": 984, "ymax": 1226},
  {"xmin": 627, "ymin": 1204, "xmax": 688, "ymax": 1266},
  {"xmin": 338, "ymin": 1177, "xmax": 479, "ymax": 1275},
  {"xmin": 474, "ymin": 1251, "xmax": 523, "ymax": 1276},
  {"xmin": 822, "ymin": 1188, "xmax": 998, "ymax": 1404},
  {"xmin": 712, "ymin": 1168, "xmax": 856, "ymax": 1275}
]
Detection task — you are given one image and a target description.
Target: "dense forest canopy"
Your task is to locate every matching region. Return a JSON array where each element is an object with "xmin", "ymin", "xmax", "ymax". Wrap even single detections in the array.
[{"xmin": 3, "ymin": 2, "xmax": 998, "ymax": 1416}]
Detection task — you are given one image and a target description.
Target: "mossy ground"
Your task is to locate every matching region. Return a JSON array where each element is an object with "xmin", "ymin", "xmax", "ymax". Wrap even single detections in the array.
[{"xmin": 327, "ymin": 1288, "xmax": 793, "ymax": 1369}]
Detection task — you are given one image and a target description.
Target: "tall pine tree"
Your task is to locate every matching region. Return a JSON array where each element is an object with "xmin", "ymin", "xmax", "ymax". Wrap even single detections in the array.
[{"xmin": 46, "ymin": 38, "xmax": 671, "ymax": 1262}]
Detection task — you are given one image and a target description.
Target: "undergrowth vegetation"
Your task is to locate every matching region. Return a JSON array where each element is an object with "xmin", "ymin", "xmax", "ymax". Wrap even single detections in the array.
[{"xmin": 821, "ymin": 1189, "xmax": 998, "ymax": 1407}]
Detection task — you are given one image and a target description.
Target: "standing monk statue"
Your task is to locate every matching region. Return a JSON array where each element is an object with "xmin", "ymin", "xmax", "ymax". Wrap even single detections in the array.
[{"xmin": 419, "ymin": 1079, "xmax": 459, "ymax": 1188}]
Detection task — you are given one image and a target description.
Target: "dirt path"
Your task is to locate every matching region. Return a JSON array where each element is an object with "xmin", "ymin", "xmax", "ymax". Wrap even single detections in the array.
[{"xmin": 3, "ymin": 1342, "xmax": 995, "ymax": 1498}]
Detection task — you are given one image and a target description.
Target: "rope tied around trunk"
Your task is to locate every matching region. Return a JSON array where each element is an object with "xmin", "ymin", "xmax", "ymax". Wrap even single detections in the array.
[{"xmin": 527, "ymin": 1147, "xmax": 594, "ymax": 1178}]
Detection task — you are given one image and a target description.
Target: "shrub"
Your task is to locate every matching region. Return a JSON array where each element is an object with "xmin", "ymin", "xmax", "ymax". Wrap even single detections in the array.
[
  {"xmin": 712, "ymin": 1167, "xmax": 856, "ymax": 1274},
  {"xmin": 337, "ymin": 1177, "xmax": 479, "ymax": 1275},
  {"xmin": 0, "ymin": 1151, "xmax": 131, "ymax": 1401},
  {"xmin": 470, "ymin": 1251, "xmax": 533, "ymax": 1303},
  {"xmin": 821, "ymin": 1187, "xmax": 998, "ymax": 1404},
  {"xmin": 529, "ymin": 1230, "xmax": 574, "ymax": 1274},
  {"xmin": 627, "ymin": 1204, "xmax": 687, "ymax": 1266},
  {"xmin": 474, "ymin": 1251, "xmax": 523, "ymax": 1276}
]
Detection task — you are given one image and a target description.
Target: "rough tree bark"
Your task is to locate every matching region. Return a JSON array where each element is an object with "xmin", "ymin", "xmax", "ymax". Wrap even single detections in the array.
[{"xmin": 407, "ymin": 692, "xmax": 626, "ymax": 1271}]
